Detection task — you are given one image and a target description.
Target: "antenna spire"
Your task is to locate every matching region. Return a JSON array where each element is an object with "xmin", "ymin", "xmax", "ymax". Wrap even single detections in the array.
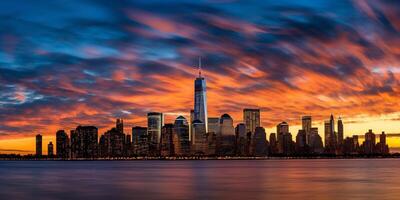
[{"xmin": 198, "ymin": 56, "xmax": 202, "ymax": 77}]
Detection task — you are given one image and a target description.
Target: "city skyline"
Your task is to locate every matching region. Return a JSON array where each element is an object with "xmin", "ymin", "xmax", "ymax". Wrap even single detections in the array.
[
  {"xmin": 2, "ymin": 1, "xmax": 400, "ymax": 154},
  {"xmin": 1, "ymin": 61, "xmax": 395, "ymax": 156}
]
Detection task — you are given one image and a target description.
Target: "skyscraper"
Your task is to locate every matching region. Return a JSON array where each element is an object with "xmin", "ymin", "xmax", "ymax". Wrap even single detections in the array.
[
  {"xmin": 160, "ymin": 124, "xmax": 174, "ymax": 156},
  {"xmin": 132, "ymin": 126, "xmax": 148, "ymax": 155},
  {"xmin": 48, "ymin": 142, "xmax": 54, "ymax": 156},
  {"xmin": 338, "ymin": 117, "xmax": 343, "ymax": 146},
  {"xmin": 252, "ymin": 127, "xmax": 268, "ymax": 156},
  {"xmin": 173, "ymin": 116, "xmax": 190, "ymax": 156},
  {"xmin": 73, "ymin": 126, "xmax": 98, "ymax": 158},
  {"xmin": 301, "ymin": 116, "xmax": 312, "ymax": 145},
  {"xmin": 219, "ymin": 114, "xmax": 236, "ymax": 155},
  {"xmin": 191, "ymin": 119, "xmax": 206, "ymax": 154},
  {"xmin": 36, "ymin": 134, "xmax": 42, "ymax": 157},
  {"xmin": 56, "ymin": 130, "xmax": 69, "ymax": 159},
  {"xmin": 243, "ymin": 108, "xmax": 260, "ymax": 134},
  {"xmin": 116, "ymin": 118, "xmax": 124, "ymax": 134},
  {"xmin": 194, "ymin": 58, "xmax": 208, "ymax": 133},
  {"xmin": 363, "ymin": 129, "xmax": 376, "ymax": 154},
  {"xmin": 207, "ymin": 117, "xmax": 220, "ymax": 135},
  {"xmin": 325, "ymin": 114, "xmax": 337, "ymax": 153},
  {"xmin": 235, "ymin": 123, "xmax": 246, "ymax": 138},
  {"xmin": 147, "ymin": 112, "xmax": 164, "ymax": 146}
]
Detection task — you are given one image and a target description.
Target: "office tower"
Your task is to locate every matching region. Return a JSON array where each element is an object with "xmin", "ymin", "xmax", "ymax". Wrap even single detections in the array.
[
  {"xmin": 276, "ymin": 121, "xmax": 293, "ymax": 155},
  {"xmin": 56, "ymin": 130, "xmax": 69, "ymax": 158},
  {"xmin": 208, "ymin": 117, "xmax": 220, "ymax": 134},
  {"xmin": 116, "ymin": 118, "xmax": 124, "ymax": 134},
  {"xmin": 220, "ymin": 114, "xmax": 235, "ymax": 137},
  {"xmin": 70, "ymin": 130, "xmax": 78, "ymax": 158},
  {"xmin": 219, "ymin": 114, "xmax": 236, "ymax": 155},
  {"xmin": 36, "ymin": 134, "xmax": 42, "ymax": 157},
  {"xmin": 99, "ymin": 135, "xmax": 107, "ymax": 157},
  {"xmin": 104, "ymin": 127, "xmax": 125, "ymax": 157},
  {"xmin": 205, "ymin": 132, "xmax": 217, "ymax": 155},
  {"xmin": 309, "ymin": 127, "xmax": 323, "ymax": 153},
  {"xmin": 324, "ymin": 115, "xmax": 337, "ymax": 154},
  {"xmin": 362, "ymin": 129, "xmax": 376, "ymax": 154},
  {"xmin": 269, "ymin": 133, "xmax": 278, "ymax": 154},
  {"xmin": 282, "ymin": 132, "xmax": 293, "ymax": 155},
  {"xmin": 343, "ymin": 137, "xmax": 352, "ymax": 154},
  {"xmin": 252, "ymin": 127, "xmax": 268, "ymax": 156},
  {"xmin": 126, "ymin": 134, "xmax": 132, "ymax": 156},
  {"xmin": 132, "ymin": 126, "xmax": 147, "ymax": 145},
  {"xmin": 277, "ymin": 121, "xmax": 289, "ymax": 136},
  {"xmin": 376, "ymin": 132, "xmax": 389, "ymax": 154},
  {"xmin": 235, "ymin": 123, "xmax": 247, "ymax": 155},
  {"xmin": 296, "ymin": 130, "xmax": 307, "ymax": 154},
  {"xmin": 126, "ymin": 134, "xmax": 132, "ymax": 146},
  {"xmin": 189, "ymin": 109, "xmax": 195, "ymax": 141},
  {"xmin": 74, "ymin": 126, "xmax": 98, "ymax": 158},
  {"xmin": 235, "ymin": 123, "xmax": 246, "ymax": 138},
  {"xmin": 173, "ymin": 116, "xmax": 190, "ymax": 156},
  {"xmin": 56, "ymin": 130, "xmax": 69, "ymax": 159},
  {"xmin": 301, "ymin": 116, "xmax": 312, "ymax": 145},
  {"xmin": 243, "ymin": 108, "xmax": 260, "ymax": 134},
  {"xmin": 191, "ymin": 119, "xmax": 206, "ymax": 154},
  {"xmin": 277, "ymin": 121, "xmax": 289, "ymax": 154},
  {"xmin": 48, "ymin": 142, "xmax": 54, "ymax": 156},
  {"xmin": 337, "ymin": 117, "xmax": 343, "ymax": 146},
  {"xmin": 132, "ymin": 126, "xmax": 148, "ymax": 155},
  {"xmin": 160, "ymin": 124, "xmax": 174, "ymax": 157},
  {"xmin": 193, "ymin": 59, "xmax": 208, "ymax": 133},
  {"xmin": 352, "ymin": 135, "xmax": 359, "ymax": 151},
  {"xmin": 147, "ymin": 112, "xmax": 164, "ymax": 153},
  {"xmin": 380, "ymin": 131, "xmax": 386, "ymax": 145}
]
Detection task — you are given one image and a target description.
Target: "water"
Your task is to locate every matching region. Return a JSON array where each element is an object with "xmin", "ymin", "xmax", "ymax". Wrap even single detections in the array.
[{"xmin": 0, "ymin": 159, "xmax": 399, "ymax": 200}]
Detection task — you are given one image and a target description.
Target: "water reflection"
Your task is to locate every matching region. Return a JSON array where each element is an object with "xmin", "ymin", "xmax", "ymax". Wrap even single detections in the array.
[{"xmin": 0, "ymin": 159, "xmax": 399, "ymax": 200}]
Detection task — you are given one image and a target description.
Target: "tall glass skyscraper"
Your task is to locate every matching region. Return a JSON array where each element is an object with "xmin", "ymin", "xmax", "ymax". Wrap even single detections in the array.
[
  {"xmin": 147, "ymin": 112, "xmax": 164, "ymax": 145},
  {"xmin": 194, "ymin": 60, "xmax": 208, "ymax": 133}
]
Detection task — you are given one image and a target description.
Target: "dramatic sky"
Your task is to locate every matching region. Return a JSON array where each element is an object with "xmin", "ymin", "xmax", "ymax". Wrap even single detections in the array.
[{"xmin": 1, "ymin": 0, "xmax": 400, "ymax": 153}]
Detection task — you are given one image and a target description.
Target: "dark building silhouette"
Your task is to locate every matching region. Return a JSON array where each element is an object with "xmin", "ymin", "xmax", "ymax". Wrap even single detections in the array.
[
  {"xmin": 103, "ymin": 128, "xmax": 125, "ymax": 157},
  {"xmin": 116, "ymin": 118, "xmax": 124, "ymax": 134},
  {"xmin": 277, "ymin": 122, "xmax": 293, "ymax": 155},
  {"xmin": 71, "ymin": 126, "xmax": 98, "ymax": 158},
  {"xmin": 160, "ymin": 124, "xmax": 174, "ymax": 156},
  {"xmin": 132, "ymin": 126, "xmax": 148, "ymax": 155},
  {"xmin": 56, "ymin": 130, "xmax": 69, "ymax": 159},
  {"xmin": 48, "ymin": 142, "xmax": 54, "ymax": 156},
  {"xmin": 173, "ymin": 116, "xmax": 190, "ymax": 156},
  {"xmin": 36, "ymin": 134, "xmax": 42, "ymax": 157},
  {"xmin": 309, "ymin": 128, "xmax": 323, "ymax": 154},
  {"xmin": 269, "ymin": 133, "xmax": 278, "ymax": 155},
  {"xmin": 376, "ymin": 131, "xmax": 389, "ymax": 154},
  {"xmin": 343, "ymin": 136, "xmax": 359, "ymax": 155},
  {"xmin": 295, "ymin": 130, "xmax": 307, "ymax": 154},
  {"xmin": 235, "ymin": 123, "xmax": 247, "ymax": 156},
  {"xmin": 252, "ymin": 127, "xmax": 268, "ymax": 156},
  {"xmin": 337, "ymin": 117, "xmax": 344, "ymax": 146},
  {"xmin": 362, "ymin": 129, "xmax": 376, "ymax": 154}
]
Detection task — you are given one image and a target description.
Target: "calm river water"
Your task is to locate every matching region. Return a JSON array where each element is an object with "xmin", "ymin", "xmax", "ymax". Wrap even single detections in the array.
[{"xmin": 0, "ymin": 159, "xmax": 399, "ymax": 200}]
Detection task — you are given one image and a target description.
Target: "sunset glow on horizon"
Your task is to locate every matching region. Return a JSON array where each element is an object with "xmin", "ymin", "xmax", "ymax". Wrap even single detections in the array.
[{"xmin": 1, "ymin": 0, "xmax": 400, "ymax": 154}]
